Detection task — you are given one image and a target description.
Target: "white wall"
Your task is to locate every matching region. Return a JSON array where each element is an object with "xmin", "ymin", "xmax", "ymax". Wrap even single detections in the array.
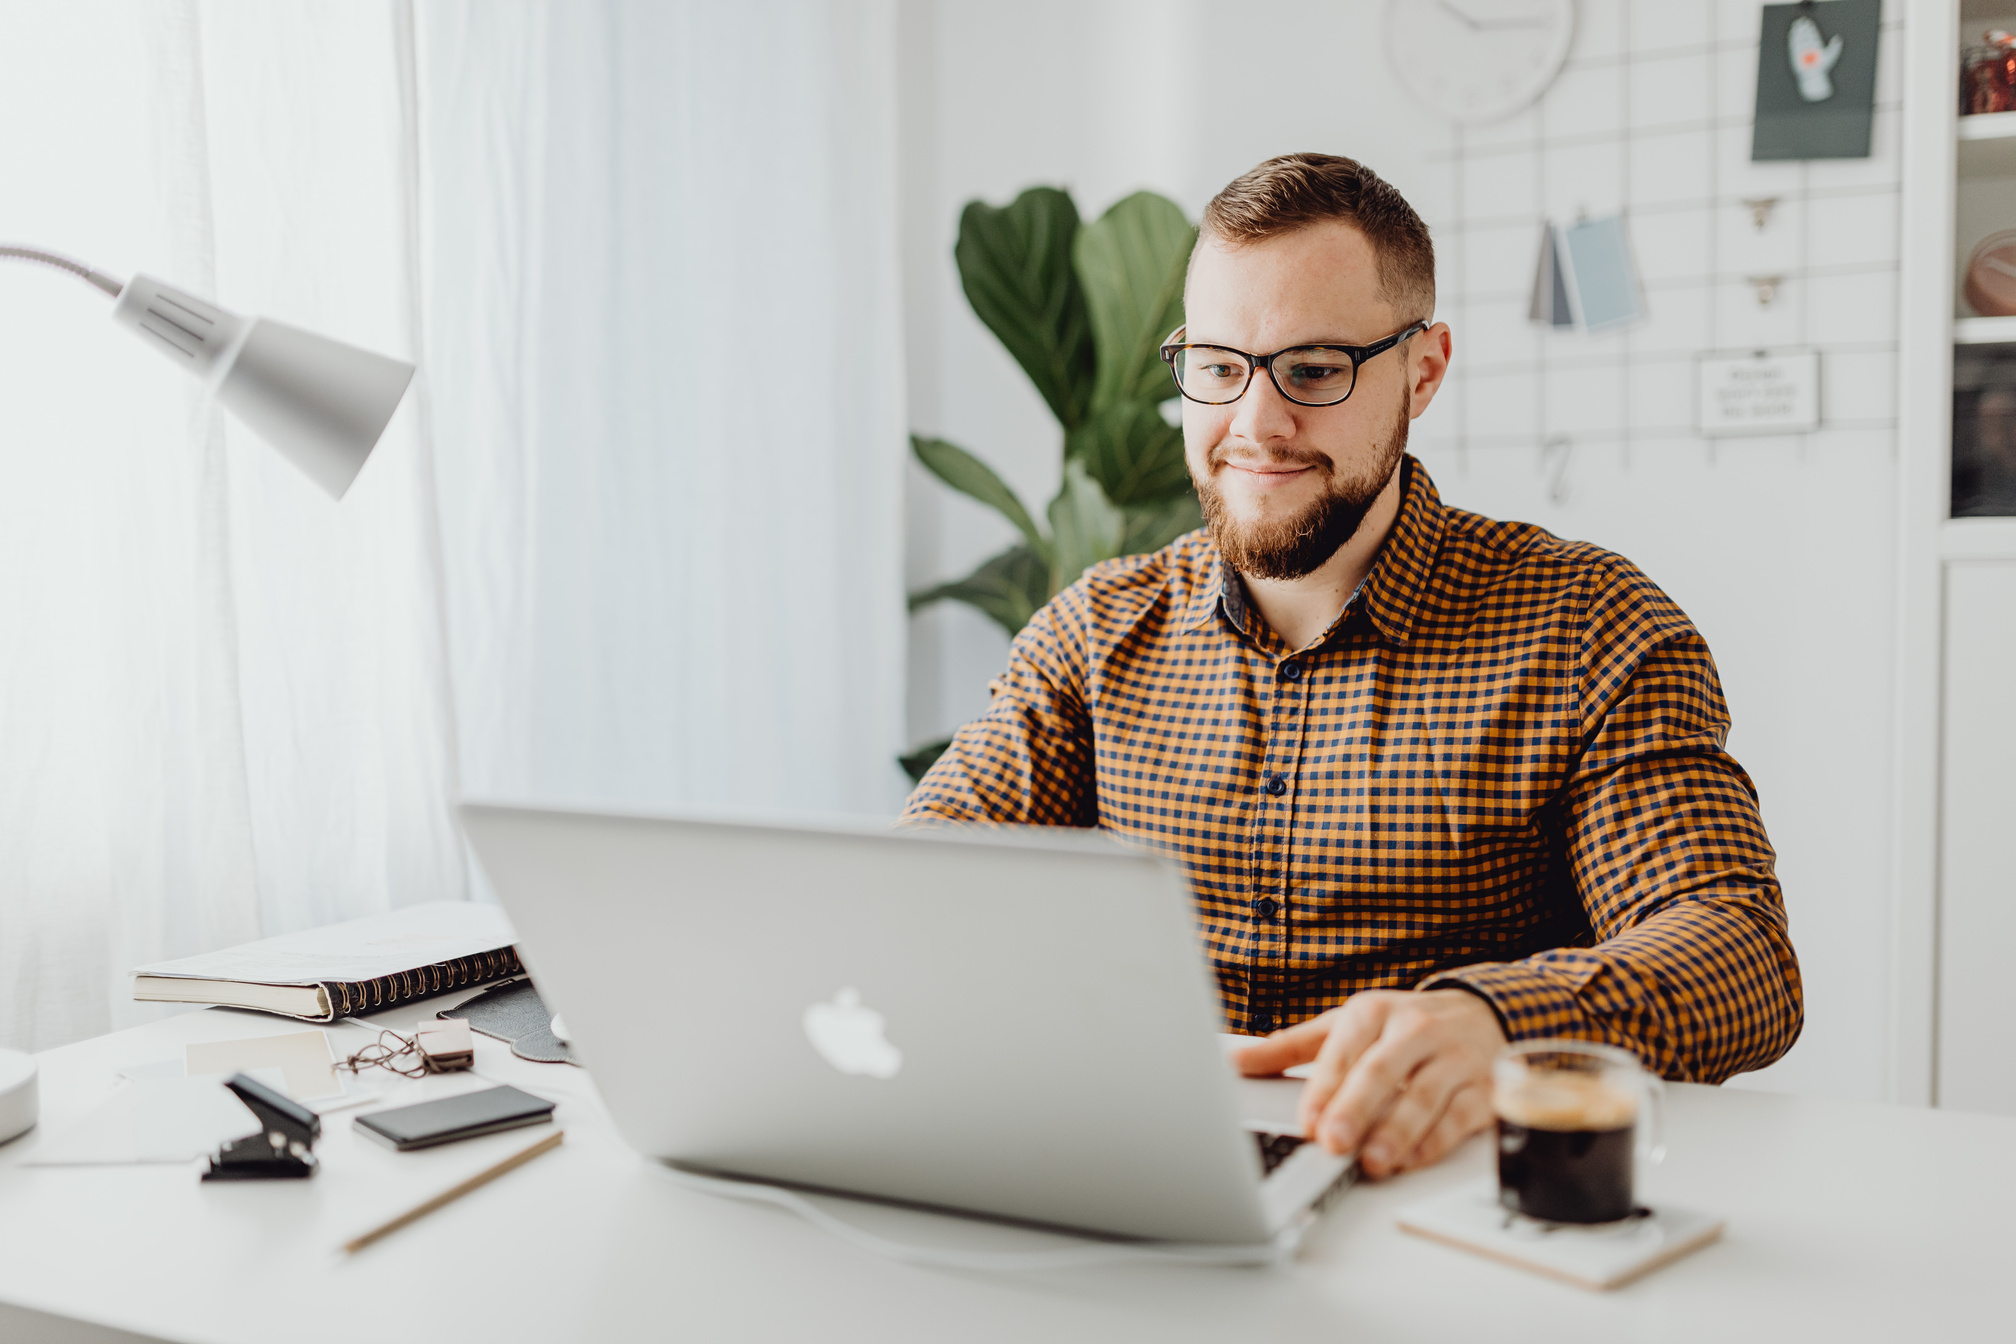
[{"xmin": 900, "ymin": 0, "xmax": 1904, "ymax": 1103}]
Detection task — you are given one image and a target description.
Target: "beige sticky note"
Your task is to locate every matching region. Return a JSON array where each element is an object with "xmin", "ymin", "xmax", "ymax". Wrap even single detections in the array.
[{"xmin": 185, "ymin": 1031, "xmax": 340, "ymax": 1101}]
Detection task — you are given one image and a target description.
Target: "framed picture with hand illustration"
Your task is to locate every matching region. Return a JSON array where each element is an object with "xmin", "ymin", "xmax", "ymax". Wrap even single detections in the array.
[{"xmin": 1752, "ymin": 0, "xmax": 1881, "ymax": 160}]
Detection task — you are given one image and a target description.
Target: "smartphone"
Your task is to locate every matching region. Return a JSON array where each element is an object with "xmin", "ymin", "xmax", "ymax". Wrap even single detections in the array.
[{"xmin": 354, "ymin": 1085, "xmax": 556, "ymax": 1151}]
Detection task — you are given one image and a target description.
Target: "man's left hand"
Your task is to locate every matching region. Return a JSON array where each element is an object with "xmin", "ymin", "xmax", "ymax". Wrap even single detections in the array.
[{"xmin": 1231, "ymin": 989, "xmax": 1507, "ymax": 1179}]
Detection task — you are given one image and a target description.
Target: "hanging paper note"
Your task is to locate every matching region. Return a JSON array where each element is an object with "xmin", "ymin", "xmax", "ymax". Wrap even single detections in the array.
[
  {"xmin": 1530, "ymin": 215, "xmax": 1644, "ymax": 334},
  {"xmin": 1697, "ymin": 350, "xmax": 1821, "ymax": 436},
  {"xmin": 1527, "ymin": 225, "xmax": 1574, "ymax": 329},
  {"xmin": 1559, "ymin": 215, "xmax": 1645, "ymax": 333}
]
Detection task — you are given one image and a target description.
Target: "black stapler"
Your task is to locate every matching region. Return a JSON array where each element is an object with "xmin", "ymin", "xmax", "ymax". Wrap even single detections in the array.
[{"xmin": 202, "ymin": 1072, "xmax": 320, "ymax": 1180}]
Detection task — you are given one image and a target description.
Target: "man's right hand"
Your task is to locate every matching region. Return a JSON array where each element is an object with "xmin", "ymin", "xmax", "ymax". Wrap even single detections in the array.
[{"xmin": 1231, "ymin": 989, "xmax": 1504, "ymax": 1179}]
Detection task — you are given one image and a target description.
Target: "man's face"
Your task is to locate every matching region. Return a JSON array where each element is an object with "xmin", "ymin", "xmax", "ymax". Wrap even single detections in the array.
[{"xmin": 1180, "ymin": 221, "xmax": 1425, "ymax": 580}]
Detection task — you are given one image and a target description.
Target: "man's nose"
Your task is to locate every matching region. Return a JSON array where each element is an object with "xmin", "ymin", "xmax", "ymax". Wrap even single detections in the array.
[{"xmin": 1226, "ymin": 364, "xmax": 1298, "ymax": 447}]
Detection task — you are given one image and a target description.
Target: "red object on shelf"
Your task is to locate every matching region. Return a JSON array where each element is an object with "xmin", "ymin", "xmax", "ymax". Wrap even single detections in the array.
[{"xmin": 1962, "ymin": 31, "xmax": 2016, "ymax": 116}]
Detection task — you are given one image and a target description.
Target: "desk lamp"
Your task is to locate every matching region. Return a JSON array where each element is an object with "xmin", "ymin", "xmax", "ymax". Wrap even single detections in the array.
[
  {"xmin": 1, "ymin": 244, "xmax": 414, "ymax": 499},
  {"xmin": 0, "ymin": 247, "xmax": 413, "ymax": 1144}
]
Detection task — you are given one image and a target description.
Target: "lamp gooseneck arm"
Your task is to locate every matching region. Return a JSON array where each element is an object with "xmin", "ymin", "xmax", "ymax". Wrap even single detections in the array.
[{"xmin": 0, "ymin": 245, "xmax": 125, "ymax": 297}]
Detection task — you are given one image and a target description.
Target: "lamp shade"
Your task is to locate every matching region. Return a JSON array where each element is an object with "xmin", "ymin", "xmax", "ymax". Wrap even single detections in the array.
[{"xmin": 110, "ymin": 274, "xmax": 414, "ymax": 499}]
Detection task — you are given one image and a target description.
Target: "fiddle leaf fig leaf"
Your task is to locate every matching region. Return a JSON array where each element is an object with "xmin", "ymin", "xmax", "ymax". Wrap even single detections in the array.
[
  {"xmin": 910, "ymin": 186, "xmax": 1202, "ymax": 665},
  {"xmin": 1068, "ymin": 399, "xmax": 1191, "ymax": 507},
  {"xmin": 911, "ymin": 435, "xmax": 1049, "ymax": 560},
  {"xmin": 954, "ymin": 188, "xmax": 1096, "ymax": 431},
  {"xmin": 1046, "ymin": 460, "xmax": 1125, "ymax": 596},
  {"xmin": 907, "ymin": 543, "xmax": 1052, "ymax": 638},
  {"xmin": 1074, "ymin": 192, "xmax": 1197, "ymax": 416}
]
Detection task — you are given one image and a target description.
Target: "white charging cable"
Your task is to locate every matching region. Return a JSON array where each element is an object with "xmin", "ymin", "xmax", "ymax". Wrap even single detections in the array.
[{"xmin": 654, "ymin": 1165, "xmax": 1296, "ymax": 1270}]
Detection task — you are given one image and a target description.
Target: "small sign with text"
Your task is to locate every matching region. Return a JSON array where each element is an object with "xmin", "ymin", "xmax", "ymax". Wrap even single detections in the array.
[{"xmin": 1697, "ymin": 350, "xmax": 1820, "ymax": 436}]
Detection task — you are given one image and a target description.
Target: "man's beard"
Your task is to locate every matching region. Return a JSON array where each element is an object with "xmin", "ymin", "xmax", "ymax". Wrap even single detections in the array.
[{"xmin": 1194, "ymin": 396, "xmax": 1409, "ymax": 581}]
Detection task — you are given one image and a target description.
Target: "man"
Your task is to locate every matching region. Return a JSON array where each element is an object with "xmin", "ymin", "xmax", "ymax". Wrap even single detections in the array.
[{"xmin": 903, "ymin": 154, "xmax": 1802, "ymax": 1180}]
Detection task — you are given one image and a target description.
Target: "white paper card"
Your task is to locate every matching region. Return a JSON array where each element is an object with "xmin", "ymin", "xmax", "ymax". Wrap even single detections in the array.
[
  {"xmin": 185, "ymin": 1030, "xmax": 342, "ymax": 1100},
  {"xmin": 120, "ymin": 1051, "xmax": 385, "ymax": 1113},
  {"xmin": 23, "ymin": 1068, "xmax": 290, "ymax": 1166},
  {"xmin": 1697, "ymin": 350, "xmax": 1820, "ymax": 435}
]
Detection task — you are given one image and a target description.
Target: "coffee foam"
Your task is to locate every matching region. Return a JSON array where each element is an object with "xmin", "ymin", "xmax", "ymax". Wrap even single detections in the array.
[{"xmin": 1494, "ymin": 1069, "xmax": 1637, "ymax": 1131}]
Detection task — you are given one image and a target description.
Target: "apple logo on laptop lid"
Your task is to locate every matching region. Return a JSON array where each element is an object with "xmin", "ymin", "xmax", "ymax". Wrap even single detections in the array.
[{"xmin": 803, "ymin": 987, "xmax": 904, "ymax": 1079}]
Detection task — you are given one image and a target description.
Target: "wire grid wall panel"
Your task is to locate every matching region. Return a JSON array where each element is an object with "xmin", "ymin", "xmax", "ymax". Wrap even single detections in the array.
[{"xmin": 1415, "ymin": 0, "xmax": 1904, "ymax": 474}]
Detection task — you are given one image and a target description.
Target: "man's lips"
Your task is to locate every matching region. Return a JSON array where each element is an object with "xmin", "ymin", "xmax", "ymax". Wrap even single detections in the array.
[{"xmin": 1216, "ymin": 459, "xmax": 1321, "ymax": 487}]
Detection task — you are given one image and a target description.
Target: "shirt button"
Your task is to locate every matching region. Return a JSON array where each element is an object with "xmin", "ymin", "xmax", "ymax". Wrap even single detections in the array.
[
  {"xmin": 1279, "ymin": 660, "xmax": 1302, "ymax": 682},
  {"xmin": 1263, "ymin": 774, "xmax": 1287, "ymax": 796},
  {"xmin": 1252, "ymin": 897, "xmax": 1279, "ymax": 919},
  {"xmin": 1249, "ymin": 1012, "xmax": 1275, "ymax": 1034}
]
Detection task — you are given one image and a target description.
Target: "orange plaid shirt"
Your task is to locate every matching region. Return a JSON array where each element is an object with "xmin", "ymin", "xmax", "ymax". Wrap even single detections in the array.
[{"xmin": 903, "ymin": 457, "xmax": 1802, "ymax": 1083}]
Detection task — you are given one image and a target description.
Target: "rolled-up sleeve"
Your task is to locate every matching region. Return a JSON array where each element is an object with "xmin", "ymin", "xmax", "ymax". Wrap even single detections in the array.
[{"xmin": 1425, "ymin": 567, "xmax": 1804, "ymax": 1083}]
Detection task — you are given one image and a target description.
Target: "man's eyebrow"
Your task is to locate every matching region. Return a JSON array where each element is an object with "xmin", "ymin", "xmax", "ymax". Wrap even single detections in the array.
[{"xmin": 1181, "ymin": 335, "xmax": 1381, "ymax": 350}]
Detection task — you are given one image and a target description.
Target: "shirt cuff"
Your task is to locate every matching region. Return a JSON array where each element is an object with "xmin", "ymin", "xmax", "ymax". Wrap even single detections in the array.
[{"xmin": 1418, "ymin": 961, "xmax": 1588, "ymax": 1043}]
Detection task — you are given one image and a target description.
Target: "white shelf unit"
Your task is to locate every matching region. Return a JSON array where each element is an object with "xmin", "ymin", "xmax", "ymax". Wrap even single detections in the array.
[
  {"xmin": 1899, "ymin": 3, "xmax": 2016, "ymax": 1115},
  {"xmin": 1956, "ymin": 106, "xmax": 2016, "ymax": 174},
  {"xmin": 1950, "ymin": 29, "xmax": 2016, "ymax": 560},
  {"xmin": 1941, "ymin": 514, "xmax": 2016, "ymax": 556},
  {"xmin": 1954, "ymin": 106, "xmax": 2016, "ymax": 329},
  {"xmin": 1952, "ymin": 314, "xmax": 2016, "ymax": 342}
]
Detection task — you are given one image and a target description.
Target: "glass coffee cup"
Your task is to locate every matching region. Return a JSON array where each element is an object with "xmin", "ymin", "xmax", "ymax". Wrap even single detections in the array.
[{"xmin": 1493, "ymin": 1040, "xmax": 1664, "ymax": 1225}]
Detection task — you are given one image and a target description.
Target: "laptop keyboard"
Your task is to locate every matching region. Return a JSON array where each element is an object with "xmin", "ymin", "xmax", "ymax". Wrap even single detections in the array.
[{"xmin": 1252, "ymin": 1131, "xmax": 1307, "ymax": 1176}]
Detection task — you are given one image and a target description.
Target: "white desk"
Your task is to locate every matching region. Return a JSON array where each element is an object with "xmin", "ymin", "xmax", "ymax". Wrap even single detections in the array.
[{"xmin": 1, "ymin": 997, "xmax": 2009, "ymax": 1344}]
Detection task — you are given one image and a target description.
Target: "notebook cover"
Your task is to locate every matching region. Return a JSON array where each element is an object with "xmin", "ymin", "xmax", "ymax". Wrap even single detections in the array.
[{"xmin": 132, "ymin": 903, "xmax": 521, "ymax": 1021}]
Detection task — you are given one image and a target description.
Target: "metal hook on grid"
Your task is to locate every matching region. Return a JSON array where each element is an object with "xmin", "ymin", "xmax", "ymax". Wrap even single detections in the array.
[{"xmin": 1541, "ymin": 434, "xmax": 1573, "ymax": 505}]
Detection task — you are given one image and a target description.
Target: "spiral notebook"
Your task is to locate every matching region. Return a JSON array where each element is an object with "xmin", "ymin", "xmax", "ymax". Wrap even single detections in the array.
[{"xmin": 131, "ymin": 902, "xmax": 522, "ymax": 1022}]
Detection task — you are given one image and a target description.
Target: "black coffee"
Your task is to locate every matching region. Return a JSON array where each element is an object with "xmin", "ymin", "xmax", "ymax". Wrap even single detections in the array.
[
  {"xmin": 1496, "ymin": 1119, "xmax": 1634, "ymax": 1223},
  {"xmin": 1494, "ymin": 1068, "xmax": 1639, "ymax": 1224}
]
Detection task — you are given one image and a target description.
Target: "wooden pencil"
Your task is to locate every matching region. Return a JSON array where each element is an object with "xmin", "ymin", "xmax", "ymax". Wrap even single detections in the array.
[{"xmin": 342, "ymin": 1129, "xmax": 565, "ymax": 1253}]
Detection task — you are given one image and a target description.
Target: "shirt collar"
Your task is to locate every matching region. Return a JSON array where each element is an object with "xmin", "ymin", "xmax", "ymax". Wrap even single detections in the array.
[
  {"xmin": 1183, "ymin": 455, "xmax": 1449, "ymax": 647},
  {"xmin": 1357, "ymin": 455, "xmax": 1448, "ymax": 647},
  {"xmin": 1182, "ymin": 552, "xmax": 1230, "ymax": 633}
]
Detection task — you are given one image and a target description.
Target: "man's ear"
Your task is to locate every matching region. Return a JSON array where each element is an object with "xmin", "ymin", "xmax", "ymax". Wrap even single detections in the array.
[{"xmin": 1407, "ymin": 322, "xmax": 1453, "ymax": 419}]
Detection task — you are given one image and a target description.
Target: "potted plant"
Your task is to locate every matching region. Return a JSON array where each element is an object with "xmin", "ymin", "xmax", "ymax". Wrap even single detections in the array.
[{"xmin": 902, "ymin": 186, "xmax": 1200, "ymax": 781}]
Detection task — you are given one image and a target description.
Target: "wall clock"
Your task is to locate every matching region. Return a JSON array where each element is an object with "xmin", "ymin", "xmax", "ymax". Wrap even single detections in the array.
[{"xmin": 1383, "ymin": 0, "xmax": 1577, "ymax": 125}]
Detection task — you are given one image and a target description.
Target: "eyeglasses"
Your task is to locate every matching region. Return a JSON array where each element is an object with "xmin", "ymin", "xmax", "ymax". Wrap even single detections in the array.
[{"xmin": 1159, "ymin": 320, "xmax": 1429, "ymax": 408}]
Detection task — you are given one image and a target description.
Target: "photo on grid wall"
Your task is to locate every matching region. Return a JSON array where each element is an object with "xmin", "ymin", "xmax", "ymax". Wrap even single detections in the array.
[
  {"xmin": 1752, "ymin": 0, "xmax": 1881, "ymax": 161},
  {"xmin": 1529, "ymin": 214, "xmax": 1645, "ymax": 334}
]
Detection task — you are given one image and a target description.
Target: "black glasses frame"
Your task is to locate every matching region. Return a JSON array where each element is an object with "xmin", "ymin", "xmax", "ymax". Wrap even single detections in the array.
[{"xmin": 1158, "ymin": 320, "xmax": 1430, "ymax": 407}]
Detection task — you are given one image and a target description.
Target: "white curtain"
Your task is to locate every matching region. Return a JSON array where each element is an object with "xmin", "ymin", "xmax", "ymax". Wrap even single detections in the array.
[
  {"xmin": 416, "ymin": 1, "xmax": 908, "ymax": 817},
  {"xmin": 0, "ymin": 0, "xmax": 908, "ymax": 1052}
]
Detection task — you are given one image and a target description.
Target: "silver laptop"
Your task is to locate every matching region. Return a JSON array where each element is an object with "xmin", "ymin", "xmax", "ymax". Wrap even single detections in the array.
[{"xmin": 459, "ymin": 803, "xmax": 1353, "ymax": 1247}]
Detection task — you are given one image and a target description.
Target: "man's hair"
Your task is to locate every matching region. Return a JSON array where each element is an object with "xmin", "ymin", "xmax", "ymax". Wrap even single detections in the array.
[{"xmin": 1199, "ymin": 153, "xmax": 1435, "ymax": 320}]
